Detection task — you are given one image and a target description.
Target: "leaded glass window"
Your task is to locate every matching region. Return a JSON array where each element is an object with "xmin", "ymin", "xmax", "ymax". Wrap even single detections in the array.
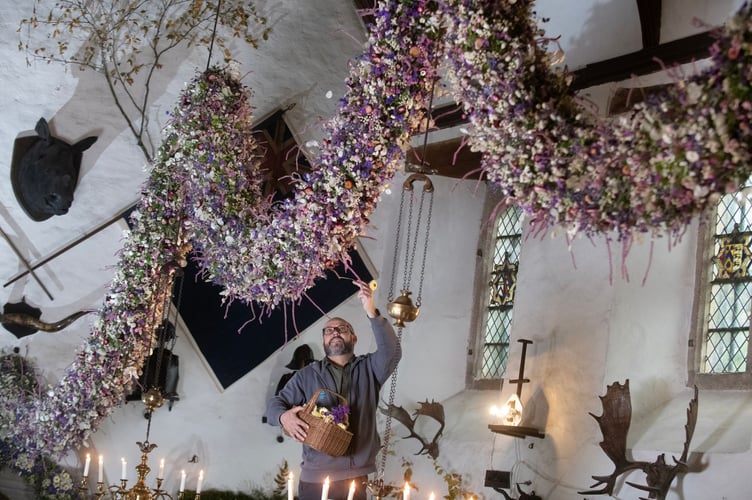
[
  {"xmin": 703, "ymin": 186, "xmax": 752, "ymax": 374},
  {"xmin": 477, "ymin": 207, "xmax": 522, "ymax": 380}
]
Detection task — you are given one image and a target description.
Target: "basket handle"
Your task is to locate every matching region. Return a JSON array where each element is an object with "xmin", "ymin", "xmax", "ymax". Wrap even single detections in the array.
[{"xmin": 305, "ymin": 388, "xmax": 348, "ymax": 411}]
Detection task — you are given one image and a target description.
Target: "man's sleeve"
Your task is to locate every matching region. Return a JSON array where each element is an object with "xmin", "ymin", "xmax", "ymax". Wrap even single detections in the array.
[
  {"xmin": 266, "ymin": 371, "xmax": 305, "ymax": 426},
  {"xmin": 369, "ymin": 313, "xmax": 401, "ymax": 384}
]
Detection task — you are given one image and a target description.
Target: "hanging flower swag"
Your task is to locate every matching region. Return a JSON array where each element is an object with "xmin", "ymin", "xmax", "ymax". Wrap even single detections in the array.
[
  {"xmin": 443, "ymin": 0, "xmax": 752, "ymax": 241},
  {"xmin": 2, "ymin": 0, "xmax": 752, "ymax": 475}
]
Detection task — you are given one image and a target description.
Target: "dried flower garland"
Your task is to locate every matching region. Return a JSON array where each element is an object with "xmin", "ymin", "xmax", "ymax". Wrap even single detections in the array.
[
  {"xmin": 0, "ymin": 0, "xmax": 442, "ymax": 466},
  {"xmin": 442, "ymin": 0, "xmax": 752, "ymax": 241},
  {"xmin": 0, "ymin": 352, "xmax": 77, "ymax": 498},
  {"xmin": 184, "ymin": 0, "xmax": 442, "ymax": 309}
]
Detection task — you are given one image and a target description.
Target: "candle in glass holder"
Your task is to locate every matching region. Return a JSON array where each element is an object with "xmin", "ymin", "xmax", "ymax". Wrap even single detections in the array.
[
  {"xmin": 158, "ymin": 458, "xmax": 165, "ymax": 480},
  {"xmin": 287, "ymin": 472, "xmax": 294, "ymax": 500},
  {"xmin": 347, "ymin": 480, "xmax": 356, "ymax": 500},
  {"xmin": 98, "ymin": 455, "xmax": 103, "ymax": 483},
  {"xmin": 83, "ymin": 454, "xmax": 91, "ymax": 477},
  {"xmin": 402, "ymin": 482, "xmax": 410, "ymax": 500},
  {"xmin": 321, "ymin": 476, "xmax": 330, "ymax": 500},
  {"xmin": 179, "ymin": 470, "xmax": 186, "ymax": 492},
  {"xmin": 197, "ymin": 470, "xmax": 204, "ymax": 494}
]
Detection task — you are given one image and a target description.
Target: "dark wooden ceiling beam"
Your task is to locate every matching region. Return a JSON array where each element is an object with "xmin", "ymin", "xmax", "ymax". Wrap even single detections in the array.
[
  {"xmin": 406, "ymin": 137, "xmax": 483, "ymax": 180},
  {"xmin": 432, "ymin": 29, "xmax": 716, "ymax": 131},
  {"xmin": 637, "ymin": 0, "xmax": 662, "ymax": 48},
  {"xmin": 570, "ymin": 30, "xmax": 713, "ymax": 90},
  {"xmin": 353, "ymin": 0, "xmax": 376, "ymax": 27}
]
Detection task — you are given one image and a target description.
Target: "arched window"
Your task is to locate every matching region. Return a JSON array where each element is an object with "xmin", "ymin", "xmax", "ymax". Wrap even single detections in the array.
[
  {"xmin": 690, "ymin": 180, "xmax": 752, "ymax": 389},
  {"xmin": 469, "ymin": 202, "xmax": 522, "ymax": 389}
]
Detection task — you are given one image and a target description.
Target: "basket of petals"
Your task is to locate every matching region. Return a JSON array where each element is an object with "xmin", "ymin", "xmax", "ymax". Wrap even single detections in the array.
[{"xmin": 299, "ymin": 388, "xmax": 353, "ymax": 456}]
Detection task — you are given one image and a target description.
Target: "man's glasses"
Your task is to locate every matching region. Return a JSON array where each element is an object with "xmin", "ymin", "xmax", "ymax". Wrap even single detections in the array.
[{"xmin": 322, "ymin": 325, "xmax": 351, "ymax": 336}]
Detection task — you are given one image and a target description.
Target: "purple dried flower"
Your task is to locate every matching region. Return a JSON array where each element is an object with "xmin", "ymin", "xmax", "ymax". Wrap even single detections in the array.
[{"xmin": 324, "ymin": 404, "xmax": 351, "ymax": 426}]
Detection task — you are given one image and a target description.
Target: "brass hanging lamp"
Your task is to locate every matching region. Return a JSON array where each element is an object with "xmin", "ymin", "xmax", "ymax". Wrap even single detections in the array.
[
  {"xmin": 369, "ymin": 78, "xmax": 437, "ymax": 499},
  {"xmin": 384, "ymin": 84, "xmax": 436, "ymax": 328},
  {"xmin": 386, "ymin": 172, "xmax": 434, "ymax": 327}
]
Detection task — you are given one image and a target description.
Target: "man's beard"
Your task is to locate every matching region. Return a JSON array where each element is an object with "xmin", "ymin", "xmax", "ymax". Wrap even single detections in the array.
[{"xmin": 324, "ymin": 336, "xmax": 354, "ymax": 356}]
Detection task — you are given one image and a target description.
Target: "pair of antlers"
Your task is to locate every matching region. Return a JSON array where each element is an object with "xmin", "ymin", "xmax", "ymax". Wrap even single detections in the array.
[
  {"xmin": 379, "ymin": 400, "xmax": 445, "ymax": 460},
  {"xmin": 581, "ymin": 380, "xmax": 699, "ymax": 500}
]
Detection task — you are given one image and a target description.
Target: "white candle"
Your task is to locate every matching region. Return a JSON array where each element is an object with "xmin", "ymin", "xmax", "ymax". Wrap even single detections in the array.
[
  {"xmin": 196, "ymin": 469, "xmax": 204, "ymax": 494},
  {"xmin": 347, "ymin": 480, "xmax": 356, "ymax": 500},
  {"xmin": 402, "ymin": 482, "xmax": 410, "ymax": 500},
  {"xmin": 158, "ymin": 458, "xmax": 165, "ymax": 480},
  {"xmin": 321, "ymin": 476, "xmax": 330, "ymax": 500},
  {"xmin": 98, "ymin": 455, "xmax": 103, "ymax": 483},
  {"xmin": 121, "ymin": 458, "xmax": 127, "ymax": 481},
  {"xmin": 287, "ymin": 472, "xmax": 294, "ymax": 500},
  {"xmin": 429, "ymin": 493, "xmax": 435, "ymax": 500},
  {"xmin": 83, "ymin": 454, "xmax": 91, "ymax": 477},
  {"xmin": 179, "ymin": 470, "xmax": 186, "ymax": 492}
]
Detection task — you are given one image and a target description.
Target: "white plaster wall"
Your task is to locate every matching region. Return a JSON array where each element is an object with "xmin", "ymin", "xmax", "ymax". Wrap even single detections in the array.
[{"xmin": 379, "ymin": 214, "xmax": 752, "ymax": 500}]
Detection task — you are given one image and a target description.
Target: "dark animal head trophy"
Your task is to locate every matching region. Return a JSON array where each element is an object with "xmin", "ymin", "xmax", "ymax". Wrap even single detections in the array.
[
  {"xmin": 580, "ymin": 380, "xmax": 699, "ymax": 500},
  {"xmin": 11, "ymin": 117, "xmax": 97, "ymax": 221}
]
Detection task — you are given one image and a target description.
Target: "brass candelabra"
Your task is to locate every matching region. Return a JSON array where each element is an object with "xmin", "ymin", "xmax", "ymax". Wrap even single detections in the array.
[
  {"xmin": 77, "ymin": 388, "xmax": 198, "ymax": 499},
  {"xmin": 76, "ymin": 442, "xmax": 182, "ymax": 499}
]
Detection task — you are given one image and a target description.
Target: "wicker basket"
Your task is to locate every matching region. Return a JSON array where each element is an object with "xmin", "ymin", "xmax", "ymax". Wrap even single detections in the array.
[{"xmin": 299, "ymin": 388, "xmax": 353, "ymax": 456}]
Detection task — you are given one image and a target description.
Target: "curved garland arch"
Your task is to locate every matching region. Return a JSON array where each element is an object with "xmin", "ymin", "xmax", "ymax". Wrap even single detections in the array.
[
  {"xmin": 1, "ymin": 0, "xmax": 752, "ymax": 477},
  {"xmin": 1, "ymin": 0, "xmax": 443, "ymax": 464}
]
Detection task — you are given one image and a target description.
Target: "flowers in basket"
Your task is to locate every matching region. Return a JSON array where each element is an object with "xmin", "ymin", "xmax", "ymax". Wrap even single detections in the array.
[{"xmin": 310, "ymin": 404, "xmax": 350, "ymax": 430}]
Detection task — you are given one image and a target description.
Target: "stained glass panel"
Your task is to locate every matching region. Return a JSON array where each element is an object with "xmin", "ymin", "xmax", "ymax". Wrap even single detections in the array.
[
  {"xmin": 478, "ymin": 207, "xmax": 521, "ymax": 380},
  {"xmin": 703, "ymin": 181, "xmax": 752, "ymax": 374}
]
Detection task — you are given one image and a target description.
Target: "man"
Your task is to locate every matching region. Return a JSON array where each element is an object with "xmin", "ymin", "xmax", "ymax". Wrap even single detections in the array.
[{"xmin": 266, "ymin": 280, "xmax": 400, "ymax": 500}]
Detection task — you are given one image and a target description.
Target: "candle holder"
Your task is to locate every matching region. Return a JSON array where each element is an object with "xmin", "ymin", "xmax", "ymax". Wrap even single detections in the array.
[
  {"xmin": 78, "ymin": 388, "xmax": 196, "ymax": 497},
  {"xmin": 77, "ymin": 476, "xmax": 89, "ymax": 497},
  {"xmin": 175, "ymin": 493, "xmax": 200, "ymax": 499},
  {"xmin": 95, "ymin": 481, "xmax": 106, "ymax": 498},
  {"xmin": 366, "ymin": 478, "xmax": 388, "ymax": 500},
  {"xmin": 79, "ymin": 443, "xmax": 175, "ymax": 499}
]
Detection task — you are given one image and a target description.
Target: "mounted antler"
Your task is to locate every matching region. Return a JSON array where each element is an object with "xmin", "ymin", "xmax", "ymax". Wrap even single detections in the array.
[
  {"xmin": 0, "ymin": 310, "xmax": 92, "ymax": 336},
  {"xmin": 379, "ymin": 400, "xmax": 445, "ymax": 459},
  {"xmin": 580, "ymin": 380, "xmax": 699, "ymax": 500}
]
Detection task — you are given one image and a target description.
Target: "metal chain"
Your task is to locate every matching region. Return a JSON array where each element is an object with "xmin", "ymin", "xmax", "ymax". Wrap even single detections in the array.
[
  {"xmin": 415, "ymin": 189, "xmax": 433, "ymax": 308},
  {"xmin": 376, "ymin": 78, "xmax": 438, "ymax": 491},
  {"xmin": 143, "ymin": 271, "xmax": 168, "ymax": 391},
  {"xmin": 401, "ymin": 191, "xmax": 415, "ymax": 292},
  {"xmin": 151, "ymin": 179, "xmax": 187, "ymax": 399},
  {"xmin": 144, "ymin": 406, "xmax": 154, "ymax": 441},
  {"xmin": 152, "ymin": 271, "xmax": 174, "ymax": 390},
  {"xmin": 406, "ymin": 189, "xmax": 427, "ymax": 295},
  {"xmin": 375, "ymin": 327, "xmax": 403, "ymax": 485},
  {"xmin": 388, "ymin": 192, "xmax": 406, "ymax": 303},
  {"xmin": 168, "ymin": 269, "xmax": 185, "ymax": 354}
]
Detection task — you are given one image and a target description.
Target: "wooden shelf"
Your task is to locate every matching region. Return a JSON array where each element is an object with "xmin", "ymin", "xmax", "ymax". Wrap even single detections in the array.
[{"xmin": 489, "ymin": 424, "xmax": 545, "ymax": 439}]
